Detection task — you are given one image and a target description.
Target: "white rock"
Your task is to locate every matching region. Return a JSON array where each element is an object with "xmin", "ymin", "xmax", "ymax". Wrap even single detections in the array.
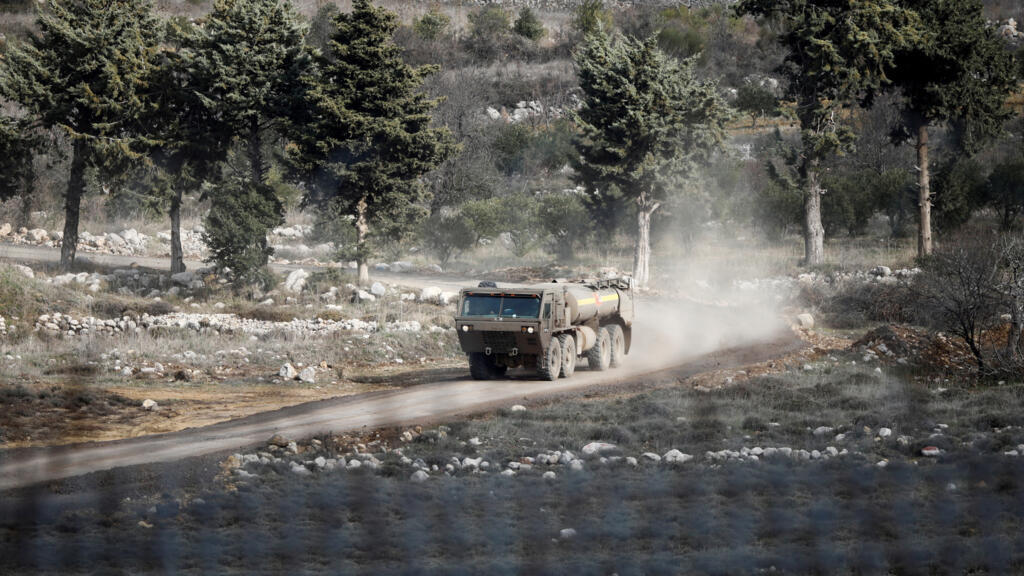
[
  {"xmin": 12, "ymin": 264, "xmax": 34, "ymax": 279},
  {"xmin": 0, "ymin": 223, "xmax": 10, "ymax": 237},
  {"xmin": 279, "ymin": 363, "xmax": 298, "ymax": 379},
  {"xmin": 796, "ymin": 313, "xmax": 814, "ymax": 330},
  {"xmin": 500, "ymin": 469, "xmax": 516, "ymax": 477},
  {"xmin": 171, "ymin": 270, "xmax": 196, "ymax": 286},
  {"xmin": 581, "ymin": 442, "xmax": 617, "ymax": 456},
  {"xmin": 542, "ymin": 471, "xmax": 557, "ymax": 479},
  {"xmin": 641, "ymin": 452, "xmax": 661, "ymax": 462},
  {"xmin": 369, "ymin": 282, "xmax": 387, "ymax": 297},
  {"xmin": 921, "ymin": 446, "xmax": 941, "ymax": 457},
  {"xmin": 510, "ymin": 404, "xmax": 527, "ymax": 412},
  {"xmin": 290, "ymin": 462, "xmax": 311, "ymax": 476},
  {"xmin": 878, "ymin": 427, "xmax": 892, "ymax": 438},
  {"xmin": 354, "ymin": 290, "xmax": 375, "ymax": 302},
  {"xmin": 298, "ymin": 366, "xmax": 316, "ymax": 383},
  {"xmin": 813, "ymin": 426, "xmax": 833, "ymax": 437},
  {"xmin": 569, "ymin": 460, "xmax": 584, "ymax": 471},
  {"xmin": 141, "ymin": 399, "xmax": 158, "ymax": 411},
  {"xmin": 663, "ymin": 449, "xmax": 692, "ymax": 464},
  {"xmin": 419, "ymin": 286, "xmax": 443, "ymax": 302},
  {"xmin": 559, "ymin": 528, "xmax": 577, "ymax": 540},
  {"xmin": 347, "ymin": 459, "xmax": 362, "ymax": 469},
  {"xmin": 410, "ymin": 470, "xmax": 429, "ymax": 483},
  {"xmin": 283, "ymin": 269, "xmax": 309, "ymax": 293}
]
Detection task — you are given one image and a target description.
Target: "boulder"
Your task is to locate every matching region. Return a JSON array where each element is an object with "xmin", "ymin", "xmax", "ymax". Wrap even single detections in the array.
[
  {"xmin": 510, "ymin": 404, "xmax": 527, "ymax": 412},
  {"xmin": 141, "ymin": 399, "xmax": 158, "ymax": 411},
  {"xmin": 641, "ymin": 452, "xmax": 662, "ymax": 462},
  {"xmin": 283, "ymin": 269, "xmax": 309, "ymax": 293},
  {"xmin": 369, "ymin": 281, "xmax": 387, "ymax": 297},
  {"xmin": 279, "ymin": 363, "xmax": 298, "ymax": 379},
  {"xmin": 0, "ymin": 223, "xmax": 11, "ymax": 237},
  {"xmin": 559, "ymin": 528, "xmax": 577, "ymax": 540},
  {"xmin": 419, "ymin": 286, "xmax": 442, "ymax": 302},
  {"xmin": 171, "ymin": 270, "xmax": 196, "ymax": 286},
  {"xmin": 12, "ymin": 264, "xmax": 33, "ymax": 279},
  {"xmin": 796, "ymin": 313, "xmax": 815, "ymax": 330},
  {"xmin": 410, "ymin": 470, "xmax": 429, "ymax": 483},
  {"xmin": 298, "ymin": 366, "xmax": 316, "ymax": 383},
  {"xmin": 663, "ymin": 449, "xmax": 692, "ymax": 464},
  {"xmin": 871, "ymin": 266, "xmax": 892, "ymax": 277},
  {"xmin": 581, "ymin": 442, "xmax": 617, "ymax": 456},
  {"xmin": 268, "ymin": 434, "xmax": 290, "ymax": 448},
  {"xmin": 353, "ymin": 290, "xmax": 375, "ymax": 303},
  {"xmin": 439, "ymin": 291, "xmax": 458, "ymax": 305},
  {"xmin": 27, "ymin": 228, "xmax": 49, "ymax": 243}
]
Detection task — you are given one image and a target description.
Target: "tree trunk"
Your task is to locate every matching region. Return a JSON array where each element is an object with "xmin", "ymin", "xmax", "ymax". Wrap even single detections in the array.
[
  {"xmin": 632, "ymin": 193, "xmax": 659, "ymax": 289},
  {"xmin": 356, "ymin": 196, "xmax": 370, "ymax": 286},
  {"xmin": 248, "ymin": 118, "xmax": 265, "ymax": 184},
  {"xmin": 60, "ymin": 140, "xmax": 87, "ymax": 271},
  {"xmin": 803, "ymin": 159, "xmax": 825, "ymax": 267},
  {"xmin": 917, "ymin": 123, "xmax": 932, "ymax": 258},
  {"xmin": 1009, "ymin": 289, "xmax": 1023, "ymax": 360},
  {"xmin": 170, "ymin": 187, "xmax": 185, "ymax": 274}
]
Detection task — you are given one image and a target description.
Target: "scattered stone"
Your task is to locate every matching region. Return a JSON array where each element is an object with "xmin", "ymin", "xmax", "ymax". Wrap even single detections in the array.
[
  {"xmin": 641, "ymin": 452, "xmax": 661, "ymax": 462},
  {"xmin": 369, "ymin": 282, "xmax": 387, "ymax": 297},
  {"xmin": 298, "ymin": 366, "xmax": 317, "ymax": 384},
  {"xmin": 663, "ymin": 449, "xmax": 692, "ymax": 464},
  {"xmin": 581, "ymin": 442, "xmax": 617, "ymax": 456},
  {"xmin": 878, "ymin": 427, "xmax": 892, "ymax": 438},
  {"xmin": 812, "ymin": 426, "xmax": 834, "ymax": 437},
  {"xmin": 559, "ymin": 528, "xmax": 577, "ymax": 540},
  {"xmin": 141, "ymin": 399, "xmax": 158, "ymax": 411},
  {"xmin": 410, "ymin": 470, "xmax": 429, "ymax": 483},
  {"xmin": 510, "ymin": 404, "xmax": 527, "ymax": 412},
  {"xmin": 268, "ymin": 434, "xmax": 290, "ymax": 448},
  {"xmin": 283, "ymin": 269, "xmax": 309, "ymax": 293},
  {"xmin": 542, "ymin": 471, "xmax": 557, "ymax": 479},
  {"xmin": 279, "ymin": 363, "xmax": 298, "ymax": 379},
  {"xmin": 796, "ymin": 313, "xmax": 814, "ymax": 330}
]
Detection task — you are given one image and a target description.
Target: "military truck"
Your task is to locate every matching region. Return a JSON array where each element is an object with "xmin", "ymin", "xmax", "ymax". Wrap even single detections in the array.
[{"xmin": 454, "ymin": 277, "xmax": 635, "ymax": 380}]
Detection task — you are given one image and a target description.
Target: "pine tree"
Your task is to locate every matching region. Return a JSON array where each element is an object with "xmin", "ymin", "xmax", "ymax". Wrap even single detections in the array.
[
  {"xmin": 140, "ymin": 18, "xmax": 232, "ymax": 274},
  {"xmin": 573, "ymin": 30, "xmax": 730, "ymax": 288},
  {"xmin": 0, "ymin": 113, "xmax": 38, "ymax": 204},
  {"xmin": 890, "ymin": 0, "xmax": 1018, "ymax": 257},
  {"xmin": 194, "ymin": 0, "xmax": 310, "ymax": 281},
  {"xmin": 288, "ymin": 0, "xmax": 456, "ymax": 285},
  {"xmin": 1, "ymin": 0, "xmax": 159, "ymax": 270},
  {"xmin": 513, "ymin": 7, "xmax": 546, "ymax": 42},
  {"xmin": 737, "ymin": 0, "xmax": 920, "ymax": 266}
]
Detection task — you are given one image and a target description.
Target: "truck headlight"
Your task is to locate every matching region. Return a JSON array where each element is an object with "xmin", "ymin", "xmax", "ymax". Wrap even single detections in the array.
[
  {"xmin": 462, "ymin": 325, "xmax": 471, "ymax": 332},
  {"xmin": 522, "ymin": 326, "xmax": 535, "ymax": 334}
]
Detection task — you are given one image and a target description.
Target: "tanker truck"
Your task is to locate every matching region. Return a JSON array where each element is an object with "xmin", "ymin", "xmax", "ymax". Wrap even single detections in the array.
[{"xmin": 454, "ymin": 277, "xmax": 635, "ymax": 380}]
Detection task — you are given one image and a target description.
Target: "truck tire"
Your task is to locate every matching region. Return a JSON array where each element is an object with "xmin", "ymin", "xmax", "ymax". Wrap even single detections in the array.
[
  {"xmin": 558, "ymin": 334, "xmax": 576, "ymax": 378},
  {"xmin": 469, "ymin": 353, "xmax": 499, "ymax": 380},
  {"xmin": 536, "ymin": 338, "xmax": 562, "ymax": 381},
  {"xmin": 587, "ymin": 327, "xmax": 611, "ymax": 371},
  {"xmin": 608, "ymin": 324, "xmax": 626, "ymax": 368}
]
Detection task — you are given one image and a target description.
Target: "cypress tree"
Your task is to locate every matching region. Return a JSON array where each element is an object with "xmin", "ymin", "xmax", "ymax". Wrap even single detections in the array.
[
  {"xmin": 1, "ymin": 0, "xmax": 159, "ymax": 270},
  {"xmin": 890, "ymin": 0, "xmax": 1018, "ymax": 257},
  {"xmin": 573, "ymin": 30, "xmax": 730, "ymax": 288},
  {"xmin": 194, "ymin": 0, "xmax": 310, "ymax": 282},
  {"xmin": 288, "ymin": 0, "xmax": 455, "ymax": 285},
  {"xmin": 140, "ymin": 18, "xmax": 232, "ymax": 274},
  {"xmin": 737, "ymin": 0, "xmax": 920, "ymax": 266}
]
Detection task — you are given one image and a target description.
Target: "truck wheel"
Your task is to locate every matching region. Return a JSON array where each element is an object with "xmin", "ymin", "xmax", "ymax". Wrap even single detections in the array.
[
  {"xmin": 469, "ymin": 353, "xmax": 497, "ymax": 380},
  {"xmin": 608, "ymin": 324, "xmax": 626, "ymax": 368},
  {"xmin": 536, "ymin": 339, "xmax": 562, "ymax": 381},
  {"xmin": 558, "ymin": 334, "xmax": 576, "ymax": 378},
  {"xmin": 587, "ymin": 327, "xmax": 611, "ymax": 371}
]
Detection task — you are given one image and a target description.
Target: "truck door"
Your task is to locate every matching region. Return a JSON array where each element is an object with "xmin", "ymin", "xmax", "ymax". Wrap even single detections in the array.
[{"xmin": 542, "ymin": 294, "xmax": 553, "ymax": 333}]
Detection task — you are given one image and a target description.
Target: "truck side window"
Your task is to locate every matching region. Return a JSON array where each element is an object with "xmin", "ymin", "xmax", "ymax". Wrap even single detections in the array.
[{"xmin": 543, "ymin": 303, "xmax": 551, "ymax": 319}]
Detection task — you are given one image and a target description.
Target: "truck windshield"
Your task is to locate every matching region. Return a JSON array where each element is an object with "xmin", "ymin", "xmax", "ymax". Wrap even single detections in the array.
[{"xmin": 461, "ymin": 294, "xmax": 541, "ymax": 319}]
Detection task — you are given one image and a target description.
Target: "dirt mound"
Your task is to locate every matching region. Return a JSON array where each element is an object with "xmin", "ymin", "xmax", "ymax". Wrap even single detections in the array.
[{"xmin": 854, "ymin": 324, "xmax": 973, "ymax": 372}]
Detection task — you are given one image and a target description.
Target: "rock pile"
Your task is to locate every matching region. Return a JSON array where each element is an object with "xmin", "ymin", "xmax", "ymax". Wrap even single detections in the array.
[
  {"xmin": 0, "ymin": 315, "xmax": 8, "ymax": 337},
  {"xmin": 34, "ymin": 310, "xmax": 439, "ymax": 338}
]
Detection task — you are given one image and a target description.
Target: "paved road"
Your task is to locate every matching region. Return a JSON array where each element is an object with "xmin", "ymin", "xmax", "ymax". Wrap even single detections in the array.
[{"xmin": 0, "ymin": 244, "xmax": 796, "ymax": 491}]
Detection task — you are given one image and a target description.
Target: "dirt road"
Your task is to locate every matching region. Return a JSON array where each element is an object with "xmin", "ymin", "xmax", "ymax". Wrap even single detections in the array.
[{"xmin": 0, "ymin": 243, "xmax": 796, "ymax": 491}]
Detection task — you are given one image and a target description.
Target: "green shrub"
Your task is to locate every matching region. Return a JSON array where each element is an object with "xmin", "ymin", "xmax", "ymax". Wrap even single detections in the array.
[
  {"xmin": 413, "ymin": 8, "xmax": 451, "ymax": 41},
  {"xmin": 512, "ymin": 7, "xmax": 546, "ymax": 41},
  {"xmin": 203, "ymin": 179, "xmax": 284, "ymax": 289}
]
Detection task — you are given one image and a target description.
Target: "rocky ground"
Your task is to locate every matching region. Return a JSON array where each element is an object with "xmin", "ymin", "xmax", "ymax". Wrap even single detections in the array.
[
  {"xmin": 0, "ymin": 261, "xmax": 464, "ymax": 447},
  {"xmin": 2, "ymin": 336, "xmax": 1023, "ymax": 574}
]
